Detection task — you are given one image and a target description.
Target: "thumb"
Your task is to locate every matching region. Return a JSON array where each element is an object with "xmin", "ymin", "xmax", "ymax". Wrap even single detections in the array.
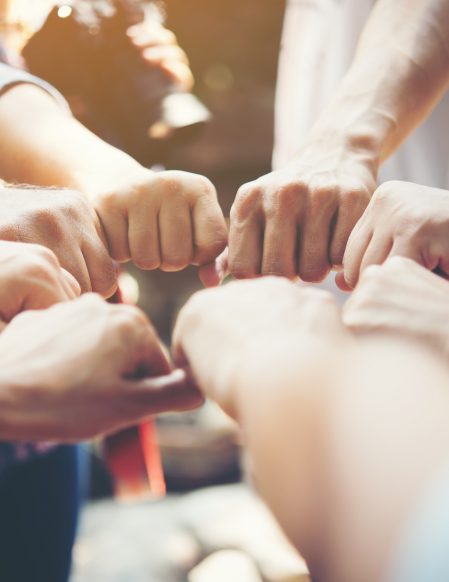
[
  {"xmin": 198, "ymin": 248, "xmax": 229, "ymax": 288},
  {"xmin": 335, "ymin": 271, "xmax": 353, "ymax": 292},
  {"xmin": 123, "ymin": 369, "xmax": 204, "ymax": 418}
]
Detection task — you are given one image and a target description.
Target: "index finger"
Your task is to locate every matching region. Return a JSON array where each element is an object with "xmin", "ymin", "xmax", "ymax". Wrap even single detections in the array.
[{"xmin": 191, "ymin": 193, "xmax": 228, "ymax": 266}]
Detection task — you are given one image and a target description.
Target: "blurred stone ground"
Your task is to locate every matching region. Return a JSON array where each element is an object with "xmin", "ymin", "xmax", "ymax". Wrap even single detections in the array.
[{"xmin": 70, "ymin": 484, "xmax": 310, "ymax": 582}]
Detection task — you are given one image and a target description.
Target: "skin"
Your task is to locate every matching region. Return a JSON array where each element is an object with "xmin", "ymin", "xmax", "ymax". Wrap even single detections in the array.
[
  {"xmin": 343, "ymin": 256, "xmax": 449, "ymax": 359},
  {"xmin": 0, "ymin": 186, "xmax": 116, "ymax": 297},
  {"xmin": 0, "ymin": 293, "xmax": 202, "ymax": 442},
  {"xmin": 0, "ymin": 28, "xmax": 227, "ymax": 285},
  {"xmin": 338, "ymin": 180, "xmax": 449, "ymax": 290},
  {"xmin": 0, "ymin": 239, "xmax": 201, "ymax": 441},
  {"xmin": 127, "ymin": 19, "xmax": 194, "ymax": 92},
  {"xmin": 226, "ymin": 0, "xmax": 449, "ymax": 282},
  {"xmin": 173, "ymin": 278, "xmax": 449, "ymax": 582},
  {"xmin": 0, "ymin": 239, "xmax": 79, "ymax": 326}
]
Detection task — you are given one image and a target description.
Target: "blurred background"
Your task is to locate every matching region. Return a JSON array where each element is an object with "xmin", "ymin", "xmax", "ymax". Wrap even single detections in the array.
[{"xmin": 2, "ymin": 1, "xmax": 313, "ymax": 580}]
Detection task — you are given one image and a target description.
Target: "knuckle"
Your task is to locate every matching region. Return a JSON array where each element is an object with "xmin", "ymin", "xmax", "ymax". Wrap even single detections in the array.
[
  {"xmin": 161, "ymin": 253, "xmax": 192, "ymax": 271},
  {"xmin": 299, "ymin": 260, "xmax": 330, "ymax": 283},
  {"xmin": 310, "ymin": 184, "xmax": 338, "ymax": 209},
  {"xmin": 158, "ymin": 173, "xmax": 184, "ymax": 198},
  {"xmin": 266, "ymin": 184, "xmax": 302, "ymax": 218},
  {"xmin": 372, "ymin": 182, "xmax": 395, "ymax": 205},
  {"xmin": 277, "ymin": 182, "xmax": 306, "ymax": 201},
  {"xmin": 195, "ymin": 175, "xmax": 216, "ymax": 198},
  {"xmin": 262, "ymin": 265, "xmax": 296, "ymax": 279},
  {"xmin": 26, "ymin": 206, "xmax": 63, "ymax": 236},
  {"xmin": 232, "ymin": 183, "xmax": 263, "ymax": 220},
  {"xmin": 342, "ymin": 185, "xmax": 371, "ymax": 208},
  {"xmin": 229, "ymin": 262, "xmax": 259, "ymax": 279},
  {"xmin": 133, "ymin": 254, "xmax": 161, "ymax": 271}
]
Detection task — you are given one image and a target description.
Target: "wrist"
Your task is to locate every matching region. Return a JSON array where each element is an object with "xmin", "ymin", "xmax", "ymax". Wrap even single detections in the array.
[
  {"xmin": 306, "ymin": 123, "xmax": 382, "ymax": 169},
  {"xmin": 70, "ymin": 154, "xmax": 151, "ymax": 200},
  {"xmin": 305, "ymin": 86, "xmax": 397, "ymax": 171}
]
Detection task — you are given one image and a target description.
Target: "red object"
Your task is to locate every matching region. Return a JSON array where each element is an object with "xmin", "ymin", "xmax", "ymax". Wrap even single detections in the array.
[{"xmin": 104, "ymin": 287, "xmax": 166, "ymax": 501}]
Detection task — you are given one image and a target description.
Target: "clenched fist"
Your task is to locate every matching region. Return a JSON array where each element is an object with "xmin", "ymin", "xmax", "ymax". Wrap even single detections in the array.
[
  {"xmin": 339, "ymin": 181, "xmax": 449, "ymax": 290},
  {"xmin": 91, "ymin": 169, "xmax": 227, "ymax": 275},
  {"xmin": 228, "ymin": 139, "xmax": 376, "ymax": 282},
  {"xmin": 0, "ymin": 186, "xmax": 116, "ymax": 296}
]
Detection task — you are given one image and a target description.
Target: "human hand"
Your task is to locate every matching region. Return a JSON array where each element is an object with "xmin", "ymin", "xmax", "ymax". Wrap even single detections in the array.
[
  {"xmin": 343, "ymin": 256, "xmax": 449, "ymax": 358},
  {"xmin": 173, "ymin": 278, "xmax": 348, "ymax": 417},
  {"xmin": 127, "ymin": 19, "xmax": 194, "ymax": 91},
  {"xmin": 337, "ymin": 181, "xmax": 449, "ymax": 290},
  {"xmin": 0, "ymin": 294, "xmax": 203, "ymax": 441},
  {"xmin": 91, "ymin": 168, "xmax": 227, "ymax": 276},
  {"xmin": 0, "ymin": 240, "xmax": 80, "ymax": 326},
  {"xmin": 228, "ymin": 136, "xmax": 376, "ymax": 282},
  {"xmin": 0, "ymin": 187, "xmax": 117, "ymax": 297}
]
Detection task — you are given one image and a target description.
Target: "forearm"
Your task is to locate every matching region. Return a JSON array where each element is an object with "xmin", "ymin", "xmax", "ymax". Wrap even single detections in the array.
[
  {"xmin": 233, "ymin": 337, "xmax": 449, "ymax": 582},
  {"xmin": 0, "ymin": 83, "xmax": 147, "ymax": 196},
  {"xmin": 307, "ymin": 0, "xmax": 449, "ymax": 164}
]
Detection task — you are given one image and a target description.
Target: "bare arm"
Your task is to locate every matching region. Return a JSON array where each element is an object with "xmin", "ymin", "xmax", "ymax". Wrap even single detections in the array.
[
  {"xmin": 237, "ymin": 338, "xmax": 449, "ymax": 582},
  {"xmin": 309, "ymin": 0, "xmax": 449, "ymax": 162},
  {"xmin": 174, "ymin": 279, "xmax": 449, "ymax": 582},
  {"xmin": 0, "ymin": 83, "xmax": 227, "ymax": 276},
  {"xmin": 229, "ymin": 0, "xmax": 449, "ymax": 282},
  {"xmin": 0, "ymin": 83, "xmax": 145, "ymax": 193}
]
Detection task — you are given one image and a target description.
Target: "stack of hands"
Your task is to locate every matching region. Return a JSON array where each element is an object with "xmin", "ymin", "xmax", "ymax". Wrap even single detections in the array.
[
  {"xmin": 2, "ymin": 168, "xmax": 449, "ymax": 443},
  {"xmin": 2, "ymin": 0, "xmax": 449, "ymax": 453},
  {"xmin": 3, "ymin": 3, "xmax": 449, "ymax": 581}
]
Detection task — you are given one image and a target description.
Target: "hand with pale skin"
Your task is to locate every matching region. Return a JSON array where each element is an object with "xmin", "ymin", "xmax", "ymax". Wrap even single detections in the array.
[
  {"xmin": 172, "ymin": 276, "xmax": 449, "ymax": 582},
  {"xmin": 173, "ymin": 277, "xmax": 350, "ymax": 417},
  {"xmin": 90, "ymin": 168, "xmax": 227, "ymax": 277},
  {"xmin": 0, "ymin": 85, "xmax": 228, "ymax": 284},
  {"xmin": 343, "ymin": 256, "xmax": 449, "ymax": 359},
  {"xmin": 0, "ymin": 240, "xmax": 80, "ymax": 327},
  {"xmin": 0, "ymin": 186, "xmax": 117, "ymax": 297},
  {"xmin": 127, "ymin": 18, "xmax": 194, "ymax": 92},
  {"xmin": 0, "ymin": 294, "xmax": 203, "ymax": 442},
  {"xmin": 226, "ymin": 0, "xmax": 449, "ymax": 283},
  {"xmin": 337, "ymin": 181, "xmax": 449, "ymax": 290},
  {"xmin": 228, "ymin": 140, "xmax": 375, "ymax": 282}
]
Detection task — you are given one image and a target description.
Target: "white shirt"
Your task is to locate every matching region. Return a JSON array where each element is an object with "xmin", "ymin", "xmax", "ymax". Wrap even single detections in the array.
[{"xmin": 274, "ymin": 0, "xmax": 449, "ymax": 189}]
